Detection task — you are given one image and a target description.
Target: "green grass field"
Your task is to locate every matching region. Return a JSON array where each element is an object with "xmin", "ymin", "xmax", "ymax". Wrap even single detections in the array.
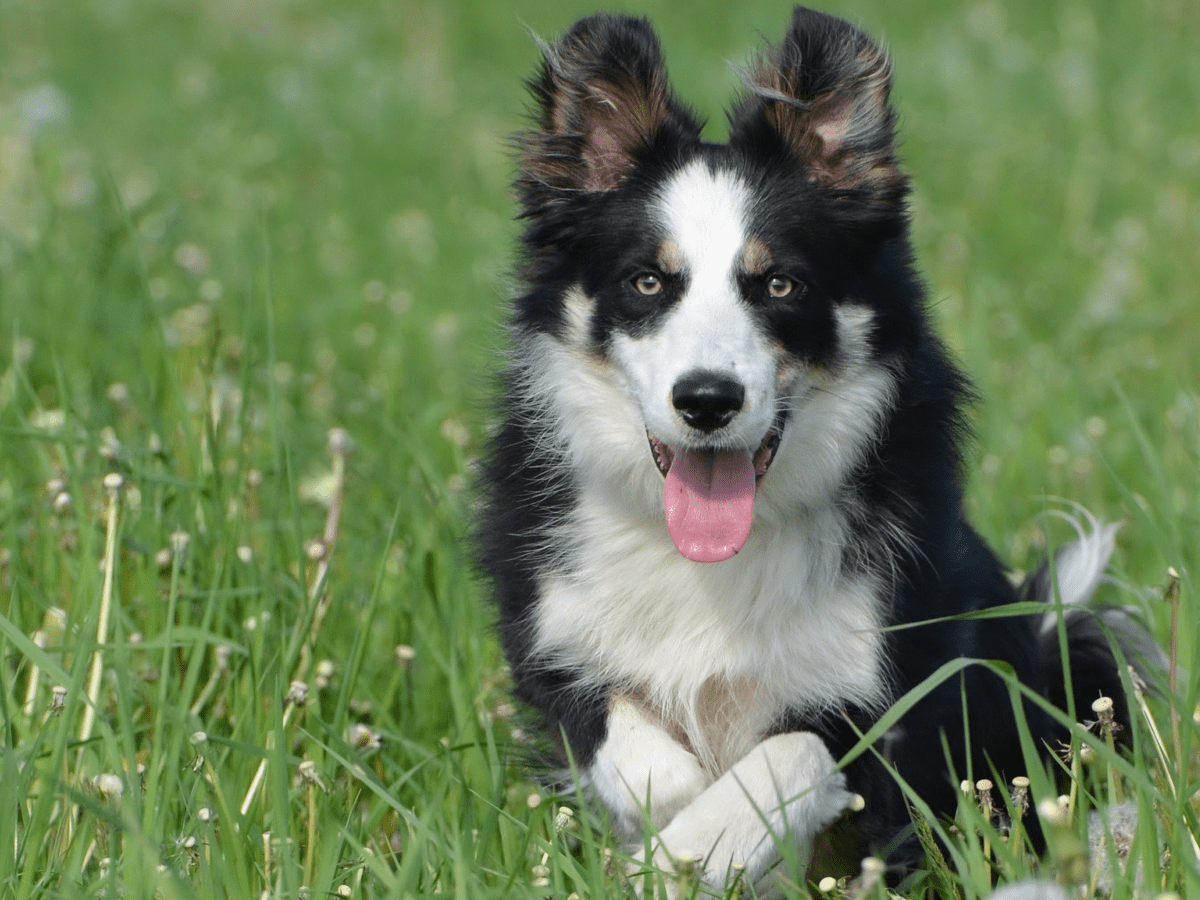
[{"xmin": 1, "ymin": 0, "xmax": 1197, "ymax": 897}]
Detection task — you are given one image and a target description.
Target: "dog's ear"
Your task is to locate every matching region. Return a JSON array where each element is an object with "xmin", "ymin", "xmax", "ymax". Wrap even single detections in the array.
[
  {"xmin": 731, "ymin": 7, "xmax": 905, "ymax": 202},
  {"xmin": 517, "ymin": 15, "xmax": 700, "ymax": 210}
]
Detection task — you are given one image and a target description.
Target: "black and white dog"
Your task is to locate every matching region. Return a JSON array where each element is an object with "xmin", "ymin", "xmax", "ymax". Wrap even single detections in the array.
[{"xmin": 479, "ymin": 6, "xmax": 1143, "ymax": 891}]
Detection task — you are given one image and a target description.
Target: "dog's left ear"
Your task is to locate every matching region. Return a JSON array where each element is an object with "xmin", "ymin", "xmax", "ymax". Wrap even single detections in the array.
[{"xmin": 730, "ymin": 7, "xmax": 905, "ymax": 203}]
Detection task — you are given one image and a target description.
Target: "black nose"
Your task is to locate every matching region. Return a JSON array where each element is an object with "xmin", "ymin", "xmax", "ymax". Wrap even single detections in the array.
[{"xmin": 672, "ymin": 371, "xmax": 745, "ymax": 433}]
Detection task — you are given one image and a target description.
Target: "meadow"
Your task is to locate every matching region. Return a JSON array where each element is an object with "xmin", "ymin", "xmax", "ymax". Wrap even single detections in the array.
[{"xmin": 0, "ymin": 0, "xmax": 1197, "ymax": 897}]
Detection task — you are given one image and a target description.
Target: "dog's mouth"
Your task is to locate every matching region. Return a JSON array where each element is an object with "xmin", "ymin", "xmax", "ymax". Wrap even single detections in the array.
[{"xmin": 647, "ymin": 416, "xmax": 785, "ymax": 564}]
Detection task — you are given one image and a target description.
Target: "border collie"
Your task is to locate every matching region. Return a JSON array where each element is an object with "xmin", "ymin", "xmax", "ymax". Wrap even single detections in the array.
[{"xmin": 479, "ymin": 6, "xmax": 1147, "ymax": 892}]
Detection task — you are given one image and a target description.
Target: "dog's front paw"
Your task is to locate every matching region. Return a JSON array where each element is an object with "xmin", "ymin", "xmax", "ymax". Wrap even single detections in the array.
[
  {"xmin": 632, "ymin": 732, "xmax": 857, "ymax": 894},
  {"xmin": 586, "ymin": 696, "xmax": 711, "ymax": 838}
]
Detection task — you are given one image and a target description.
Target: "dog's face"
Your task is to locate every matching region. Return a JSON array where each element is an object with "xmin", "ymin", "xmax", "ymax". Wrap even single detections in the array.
[{"xmin": 515, "ymin": 10, "xmax": 921, "ymax": 562}]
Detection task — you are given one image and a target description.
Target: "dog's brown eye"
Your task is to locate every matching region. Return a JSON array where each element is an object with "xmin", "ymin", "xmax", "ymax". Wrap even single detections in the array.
[
  {"xmin": 632, "ymin": 272, "xmax": 663, "ymax": 296},
  {"xmin": 767, "ymin": 275, "xmax": 795, "ymax": 298}
]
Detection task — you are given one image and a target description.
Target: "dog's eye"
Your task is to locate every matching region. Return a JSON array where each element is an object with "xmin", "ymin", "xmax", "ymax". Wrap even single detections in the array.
[
  {"xmin": 632, "ymin": 272, "xmax": 663, "ymax": 296},
  {"xmin": 767, "ymin": 275, "xmax": 796, "ymax": 298}
]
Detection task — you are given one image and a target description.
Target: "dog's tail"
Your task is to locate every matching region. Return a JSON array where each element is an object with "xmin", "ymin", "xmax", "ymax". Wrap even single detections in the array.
[{"xmin": 1019, "ymin": 513, "xmax": 1165, "ymax": 734}]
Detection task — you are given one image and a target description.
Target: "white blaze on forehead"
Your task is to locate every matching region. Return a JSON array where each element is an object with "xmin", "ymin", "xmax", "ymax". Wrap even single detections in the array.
[{"xmin": 654, "ymin": 162, "xmax": 754, "ymax": 284}]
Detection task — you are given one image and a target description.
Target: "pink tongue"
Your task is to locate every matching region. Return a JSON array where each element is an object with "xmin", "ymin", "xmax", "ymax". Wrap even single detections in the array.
[{"xmin": 663, "ymin": 448, "xmax": 757, "ymax": 562}]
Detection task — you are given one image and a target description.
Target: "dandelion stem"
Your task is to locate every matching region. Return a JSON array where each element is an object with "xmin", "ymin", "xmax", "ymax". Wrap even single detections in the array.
[
  {"xmin": 21, "ymin": 631, "xmax": 46, "ymax": 717},
  {"xmin": 1165, "ymin": 568, "xmax": 1182, "ymax": 768},
  {"xmin": 295, "ymin": 428, "xmax": 348, "ymax": 683},
  {"xmin": 80, "ymin": 474, "xmax": 123, "ymax": 747},
  {"xmin": 304, "ymin": 778, "xmax": 316, "ymax": 884},
  {"xmin": 238, "ymin": 693, "xmax": 303, "ymax": 817}
]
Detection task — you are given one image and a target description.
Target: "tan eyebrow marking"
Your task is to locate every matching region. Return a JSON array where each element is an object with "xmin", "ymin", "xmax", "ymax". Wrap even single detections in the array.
[
  {"xmin": 656, "ymin": 239, "xmax": 684, "ymax": 275},
  {"xmin": 739, "ymin": 237, "xmax": 773, "ymax": 275}
]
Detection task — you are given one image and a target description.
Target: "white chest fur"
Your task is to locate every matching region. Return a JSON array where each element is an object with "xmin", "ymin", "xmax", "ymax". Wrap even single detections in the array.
[{"xmin": 533, "ymin": 492, "xmax": 888, "ymax": 774}]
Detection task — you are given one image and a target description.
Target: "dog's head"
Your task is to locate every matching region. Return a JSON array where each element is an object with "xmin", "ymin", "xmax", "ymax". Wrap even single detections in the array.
[{"xmin": 513, "ymin": 7, "xmax": 924, "ymax": 562}]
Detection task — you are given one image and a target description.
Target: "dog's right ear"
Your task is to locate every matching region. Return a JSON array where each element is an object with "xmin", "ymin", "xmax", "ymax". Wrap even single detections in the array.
[{"xmin": 516, "ymin": 15, "xmax": 701, "ymax": 212}]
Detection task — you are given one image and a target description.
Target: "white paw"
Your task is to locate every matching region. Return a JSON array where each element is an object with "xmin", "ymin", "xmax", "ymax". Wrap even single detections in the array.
[
  {"xmin": 586, "ymin": 697, "xmax": 711, "ymax": 839},
  {"xmin": 635, "ymin": 732, "xmax": 855, "ymax": 891}
]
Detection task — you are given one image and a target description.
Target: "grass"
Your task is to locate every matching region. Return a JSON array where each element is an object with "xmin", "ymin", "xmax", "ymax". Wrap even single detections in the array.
[{"xmin": 0, "ymin": 0, "xmax": 1197, "ymax": 897}]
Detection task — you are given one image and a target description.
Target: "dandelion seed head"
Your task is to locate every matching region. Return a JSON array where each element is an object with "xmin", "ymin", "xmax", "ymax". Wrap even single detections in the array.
[
  {"xmin": 174, "ymin": 242, "xmax": 210, "ymax": 276},
  {"xmin": 285, "ymin": 680, "xmax": 309, "ymax": 706},
  {"xmin": 315, "ymin": 659, "xmax": 335, "ymax": 688},
  {"xmin": 673, "ymin": 853, "xmax": 701, "ymax": 878},
  {"xmin": 103, "ymin": 472, "xmax": 124, "ymax": 491},
  {"xmin": 346, "ymin": 723, "xmax": 381, "ymax": 751},
  {"xmin": 818, "ymin": 876, "xmax": 838, "ymax": 893},
  {"xmin": 554, "ymin": 805, "xmax": 574, "ymax": 834},
  {"xmin": 860, "ymin": 857, "xmax": 885, "ymax": 875},
  {"xmin": 1085, "ymin": 415, "xmax": 1107, "ymax": 439},
  {"xmin": 298, "ymin": 759, "xmax": 325, "ymax": 790},
  {"xmin": 440, "ymin": 417, "xmax": 470, "ymax": 449},
  {"xmin": 94, "ymin": 773, "xmax": 124, "ymax": 799},
  {"xmin": 99, "ymin": 430, "xmax": 120, "ymax": 460},
  {"xmin": 493, "ymin": 701, "xmax": 515, "ymax": 720},
  {"xmin": 327, "ymin": 427, "xmax": 352, "ymax": 454}
]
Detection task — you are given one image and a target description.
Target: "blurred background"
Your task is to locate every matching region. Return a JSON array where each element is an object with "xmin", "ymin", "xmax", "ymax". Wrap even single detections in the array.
[{"xmin": 0, "ymin": 0, "xmax": 1197, "ymax": 895}]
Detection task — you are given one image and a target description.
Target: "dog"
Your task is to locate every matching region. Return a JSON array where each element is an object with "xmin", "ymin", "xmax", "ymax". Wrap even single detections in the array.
[{"xmin": 477, "ymin": 6, "xmax": 1150, "ymax": 892}]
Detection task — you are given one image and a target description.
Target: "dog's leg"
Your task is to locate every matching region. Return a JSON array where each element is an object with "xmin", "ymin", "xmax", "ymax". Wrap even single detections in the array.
[
  {"xmin": 585, "ymin": 695, "xmax": 711, "ymax": 840},
  {"xmin": 638, "ymin": 731, "xmax": 854, "ymax": 891}
]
